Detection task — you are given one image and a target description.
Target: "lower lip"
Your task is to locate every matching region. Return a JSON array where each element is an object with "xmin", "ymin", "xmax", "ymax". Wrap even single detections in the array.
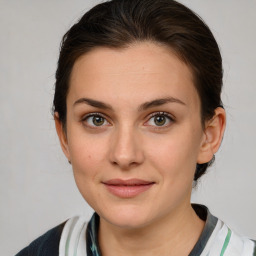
[{"xmin": 103, "ymin": 183, "xmax": 154, "ymax": 198}]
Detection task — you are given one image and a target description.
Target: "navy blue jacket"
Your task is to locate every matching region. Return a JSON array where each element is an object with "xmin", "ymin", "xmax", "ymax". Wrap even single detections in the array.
[{"xmin": 15, "ymin": 221, "xmax": 66, "ymax": 256}]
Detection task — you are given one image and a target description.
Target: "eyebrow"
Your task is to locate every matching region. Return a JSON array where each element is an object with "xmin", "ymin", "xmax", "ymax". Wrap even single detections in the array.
[
  {"xmin": 73, "ymin": 96, "xmax": 185, "ymax": 111},
  {"xmin": 73, "ymin": 98, "xmax": 113, "ymax": 110},
  {"xmin": 138, "ymin": 97, "xmax": 186, "ymax": 111}
]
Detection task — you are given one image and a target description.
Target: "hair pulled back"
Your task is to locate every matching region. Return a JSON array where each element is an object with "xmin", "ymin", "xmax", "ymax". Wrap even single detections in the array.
[{"xmin": 53, "ymin": 0, "xmax": 223, "ymax": 181}]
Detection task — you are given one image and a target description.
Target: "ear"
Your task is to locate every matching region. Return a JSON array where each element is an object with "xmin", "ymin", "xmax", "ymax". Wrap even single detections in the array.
[
  {"xmin": 54, "ymin": 113, "xmax": 71, "ymax": 161},
  {"xmin": 197, "ymin": 107, "xmax": 226, "ymax": 164}
]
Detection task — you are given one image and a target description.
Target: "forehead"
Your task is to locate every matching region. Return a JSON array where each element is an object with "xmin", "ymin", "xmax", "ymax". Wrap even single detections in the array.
[{"xmin": 69, "ymin": 42, "xmax": 199, "ymax": 110}]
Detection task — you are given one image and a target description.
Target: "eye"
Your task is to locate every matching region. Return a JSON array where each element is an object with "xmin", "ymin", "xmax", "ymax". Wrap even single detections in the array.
[
  {"xmin": 82, "ymin": 113, "xmax": 110, "ymax": 127},
  {"xmin": 146, "ymin": 112, "xmax": 174, "ymax": 127}
]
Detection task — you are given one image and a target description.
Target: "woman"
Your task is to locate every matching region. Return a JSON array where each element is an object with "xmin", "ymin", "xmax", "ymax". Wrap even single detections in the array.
[{"xmin": 16, "ymin": 0, "xmax": 255, "ymax": 255}]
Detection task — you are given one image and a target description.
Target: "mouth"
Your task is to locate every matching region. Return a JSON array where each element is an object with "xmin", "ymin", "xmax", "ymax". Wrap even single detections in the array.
[{"xmin": 102, "ymin": 179, "xmax": 155, "ymax": 198}]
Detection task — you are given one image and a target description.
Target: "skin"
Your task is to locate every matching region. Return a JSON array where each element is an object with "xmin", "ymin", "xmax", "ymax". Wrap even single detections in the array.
[{"xmin": 55, "ymin": 42, "xmax": 226, "ymax": 256}]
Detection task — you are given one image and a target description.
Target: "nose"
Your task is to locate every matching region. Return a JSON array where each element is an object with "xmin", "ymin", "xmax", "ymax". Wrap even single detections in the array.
[{"xmin": 109, "ymin": 126, "xmax": 145, "ymax": 170}]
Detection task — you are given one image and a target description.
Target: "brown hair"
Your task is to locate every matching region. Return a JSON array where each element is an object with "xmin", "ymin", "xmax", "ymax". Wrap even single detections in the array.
[{"xmin": 53, "ymin": 0, "xmax": 223, "ymax": 180}]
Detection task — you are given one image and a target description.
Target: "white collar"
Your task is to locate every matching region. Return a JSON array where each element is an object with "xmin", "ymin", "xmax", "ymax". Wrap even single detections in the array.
[{"xmin": 59, "ymin": 216, "xmax": 87, "ymax": 256}]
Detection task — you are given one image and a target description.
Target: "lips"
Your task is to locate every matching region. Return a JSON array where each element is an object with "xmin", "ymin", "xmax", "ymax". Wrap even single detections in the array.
[{"xmin": 102, "ymin": 179, "xmax": 155, "ymax": 198}]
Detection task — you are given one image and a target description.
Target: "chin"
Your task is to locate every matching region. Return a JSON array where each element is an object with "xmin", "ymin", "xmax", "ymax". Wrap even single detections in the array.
[{"xmin": 97, "ymin": 204, "xmax": 156, "ymax": 229}]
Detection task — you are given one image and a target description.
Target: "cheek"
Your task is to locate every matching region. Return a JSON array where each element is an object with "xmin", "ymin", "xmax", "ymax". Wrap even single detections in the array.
[
  {"xmin": 68, "ymin": 135, "xmax": 108, "ymax": 207},
  {"xmin": 68, "ymin": 131, "xmax": 109, "ymax": 182},
  {"xmin": 145, "ymin": 127, "xmax": 202, "ymax": 181}
]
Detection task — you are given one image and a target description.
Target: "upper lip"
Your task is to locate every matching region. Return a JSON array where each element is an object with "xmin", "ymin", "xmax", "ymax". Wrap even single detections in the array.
[{"xmin": 102, "ymin": 179, "xmax": 155, "ymax": 186}]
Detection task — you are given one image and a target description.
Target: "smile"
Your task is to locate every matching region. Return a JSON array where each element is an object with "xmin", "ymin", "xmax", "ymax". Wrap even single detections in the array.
[{"xmin": 102, "ymin": 179, "xmax": 155, "ymax": 198}]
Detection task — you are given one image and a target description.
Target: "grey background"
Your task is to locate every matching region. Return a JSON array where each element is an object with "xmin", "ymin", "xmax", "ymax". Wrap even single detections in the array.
[{"xmin": 0, "ymin": 0, "xmax": 255, "ymax": 255}]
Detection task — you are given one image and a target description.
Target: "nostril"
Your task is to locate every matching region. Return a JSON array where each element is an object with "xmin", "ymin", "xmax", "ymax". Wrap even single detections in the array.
[
  {"xmin": 111, "ymin": 159, "xmax": 140, "ymax": 170},
  {"xmin": 112, "ymin": 161, "xmax": 119, "ymax": 166}
]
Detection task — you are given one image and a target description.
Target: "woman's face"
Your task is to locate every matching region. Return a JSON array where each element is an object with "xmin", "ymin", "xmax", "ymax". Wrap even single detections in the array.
[{"xmin": 60, "ymin": 42, "xmax": 209, "ymax": 228}]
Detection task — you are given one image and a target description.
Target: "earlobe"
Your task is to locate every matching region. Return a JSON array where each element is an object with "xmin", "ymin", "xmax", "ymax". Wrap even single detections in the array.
[
  {"xmin": 197, "ymin": 107, "xmax": 226, "ymax": 164},
  {"xmin": 54, "ymin": 113, "xmax": 71, "ymax": 161}
]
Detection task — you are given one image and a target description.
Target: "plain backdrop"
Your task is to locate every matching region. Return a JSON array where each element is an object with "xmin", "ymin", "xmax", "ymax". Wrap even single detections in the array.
[{"xmin": 0, "ymin": 0, "xmax": 256, "ymax": 255}]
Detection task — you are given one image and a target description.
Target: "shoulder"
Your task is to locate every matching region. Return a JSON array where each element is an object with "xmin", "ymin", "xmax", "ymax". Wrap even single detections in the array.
[
  {"xmin": 206, "ymin": 218, "xmax": 256, "ymax": 256},
  {"xmin": 15, "ymin": 216, "xmax": 89, "ymax": 256},
  {"xmin": 15, "ymin": 220, "xmax": 67, "ymax": 256},
  {"xmin": 191, "ymin": 204, "xmax": 256, "ymax": 256},
  {"xmin": 219, "ymin": 225, "xmax": 256, "ymax": 256}
]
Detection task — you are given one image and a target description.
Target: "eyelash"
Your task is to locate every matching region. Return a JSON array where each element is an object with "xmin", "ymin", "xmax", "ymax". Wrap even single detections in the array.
[
  {"xmin": 81, "ymin": 112, "xmax": 174, "ymax": 129},
  {"xmin": 145, "ymin": 112, "xmax": 174, "ymax": 129},
  {"xmin": 81, "ymin": 112, "xmax": 110, "ymax": 128}
]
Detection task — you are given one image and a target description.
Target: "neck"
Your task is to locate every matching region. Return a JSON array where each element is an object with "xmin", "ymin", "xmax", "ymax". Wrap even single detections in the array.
[{"xmin": 98, "ymin": 203, "xmax": 205, "ymax": 256}]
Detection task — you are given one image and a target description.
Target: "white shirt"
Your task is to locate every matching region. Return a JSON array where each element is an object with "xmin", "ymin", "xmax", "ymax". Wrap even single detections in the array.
[{"xmin": 59, "ymin": 205, "xmax": 256, "ymax": 256}]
